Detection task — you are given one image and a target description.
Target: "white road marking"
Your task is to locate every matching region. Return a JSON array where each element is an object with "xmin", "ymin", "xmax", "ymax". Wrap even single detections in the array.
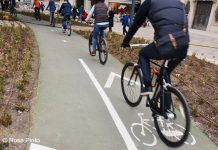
[
  {"xmin": 104, "ymin": 72, "xmax": 140, "ymax": 88},
  {"xmin": 62, "ymin": 40, "xmax": 67, "ymax": 43},
  {"xmin": 51, "ymin": 29, "xmax": 55, "ymax": 32},
  {"xmin": 29, "ymin": 143, "xmax": 57, "ymax": 150},
  {"xmin": 79, "ymin": 59, "xmax": 137, "ymax": 150}
]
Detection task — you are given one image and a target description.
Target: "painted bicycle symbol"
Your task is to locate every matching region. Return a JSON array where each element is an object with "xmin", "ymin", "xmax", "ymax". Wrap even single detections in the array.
[{"xmin": 130, "ymin": 113, "xmax": 196, "ymax": 147}]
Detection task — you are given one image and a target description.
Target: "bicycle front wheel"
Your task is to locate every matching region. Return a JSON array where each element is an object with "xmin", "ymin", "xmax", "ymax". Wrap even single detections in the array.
[
  {"xmin": 98, "ymin": 39, "xmax": 108, "ymax": 65},
  {"xmin": 121, "ymin": 62, "xmax": 143, "ymax": 107},
  {"xmin": 153, "ymin": 86, "xmax": 190, "ymax": 147}
]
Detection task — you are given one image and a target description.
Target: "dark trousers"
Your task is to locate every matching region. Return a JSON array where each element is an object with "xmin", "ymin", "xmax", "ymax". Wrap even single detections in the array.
[
  {"xmin": 109, "ymin": 27, "xmax": 112, "ymax": 32},
  {"xmin": 123, "ymin": 25, "xmax": 128, "ymax": 35},
  {"xmin": 34, "ymin": 8, "xmax": 41, "ymax": 20},
  {"xmin": 139, "ymin": 42, "xmax": 188, "ymax": 86},
  {"xmin": 50, "ymin": 12, "xmax": 55, "ymax": 26}
]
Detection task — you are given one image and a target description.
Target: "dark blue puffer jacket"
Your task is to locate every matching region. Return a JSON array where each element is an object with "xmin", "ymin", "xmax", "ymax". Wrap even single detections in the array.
[
  {"xmin": 48, "ymin": 0, "xmax": 56, "ymax": 12},
  {"xmin": 59, "ymin": 2, "xmax": 72, "ymax": 15}
]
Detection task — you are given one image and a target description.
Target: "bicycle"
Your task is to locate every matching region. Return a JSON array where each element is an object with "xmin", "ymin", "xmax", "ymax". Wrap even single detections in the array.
[
  {"xmin": 121, "ymin": 44, "xmax": 191, "ymax": 147},
  {"xmin": 88, "ymin": 29, "xmax": 108, "ymax": 65}
]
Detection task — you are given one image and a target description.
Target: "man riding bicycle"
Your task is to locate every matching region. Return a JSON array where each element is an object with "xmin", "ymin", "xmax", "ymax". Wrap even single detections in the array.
[
  {"xmin": 85, "ymin": 0, "xmax": 109, "ymax": 56},
  {"xmin": 121, "ymin": 0, "xmax": 189, "ymax": 96},
  {"xmin": 59, "ymin": 0, "xmax": 72, "ymax": 33}
]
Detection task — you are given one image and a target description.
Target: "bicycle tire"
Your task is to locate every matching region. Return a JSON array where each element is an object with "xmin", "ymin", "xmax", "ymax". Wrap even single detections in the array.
[
  {"xmin": 98, "ymin": 39, "xmax": 108, "ymax": 65},
  {"xmin": 121, "ymin": 62, "xmax": 143, "ymax": 107},
  {"xmin": 88, "ymin": 32, "xmax": 93, "ymax": 56},
  {"xmin": 67, "ymin": 22, "xmax": 71, "ymax": 36},
  {"xmin": 153, "ymin": 86, "xmax": 190, "ymax": 147}
]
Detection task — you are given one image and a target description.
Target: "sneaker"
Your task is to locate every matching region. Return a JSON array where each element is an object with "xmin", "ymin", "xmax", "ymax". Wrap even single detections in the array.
[
  {"xmin": 141, "ymin": 86, "xmax": 153, "ymax": 96},
  {"xmin": 90, "ymin": 50, "xmax": 96, "ymax": 56}
]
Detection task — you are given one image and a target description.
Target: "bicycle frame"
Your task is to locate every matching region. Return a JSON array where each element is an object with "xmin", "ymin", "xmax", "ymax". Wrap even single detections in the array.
[{"xmin": 146, "ymin": 60, "xmax": 172, "ymax": 118}]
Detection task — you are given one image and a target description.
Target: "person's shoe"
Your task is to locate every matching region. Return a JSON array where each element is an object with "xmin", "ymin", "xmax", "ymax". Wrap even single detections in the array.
[
  {"xmin": 62, "ymin": 29, "xmax": 66, "ymax": 33},
  {"xmin": 90, "ymin": 50, "xmax": 96, "ymax": 56},
  {"xmin": 141, "ymin": 86, "xmax": 153, "ymax": 96}
]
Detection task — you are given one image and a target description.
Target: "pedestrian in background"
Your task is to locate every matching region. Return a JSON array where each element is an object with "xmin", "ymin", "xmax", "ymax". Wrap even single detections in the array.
[
  {"xmin": 33, "ymin": 0, "xmax": 41, "ymax": 20},
  {"xmin": 40, "ymin": 1, "xmax": 45, "ymax": 13},
  {"xmin": 46, "ymin": 0, "xmax": 56, "ymax": 26},
  {"xmin": 72, "ymin": 6, "xmax": 77, "ymax": 20},
  {"xmin": 78, "ymin": 5, "xmax": 83, "ymax": 23},
  {"xmin": 122, "ymin": 13, "xmax": 129, "ymax": 35},
  {"xmin": 108, "ymin": 7, "xmax": 114, "ymax": 32}
]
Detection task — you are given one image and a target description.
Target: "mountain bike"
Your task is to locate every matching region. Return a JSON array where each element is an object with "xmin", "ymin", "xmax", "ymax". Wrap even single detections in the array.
[
  {"xmin": 121, "ymin": 44, "xmax": 190, "ymax": 147},
  {"xmin": 88, "ymin": 29, "xmax": 108, "ymax": 65}
]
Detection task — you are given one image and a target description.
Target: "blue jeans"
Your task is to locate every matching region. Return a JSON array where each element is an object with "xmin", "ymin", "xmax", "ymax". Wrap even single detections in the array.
[
  {"xmin": 62, "ymin": 13, "xmax": 71, "ymax": 29},
  {"xmin": 50, "ymin": 12, "xmax": 55, "ymax": 26},
  {"xmin": 92, "ymin": 24, "xmax": 109, "ymax": 51}
]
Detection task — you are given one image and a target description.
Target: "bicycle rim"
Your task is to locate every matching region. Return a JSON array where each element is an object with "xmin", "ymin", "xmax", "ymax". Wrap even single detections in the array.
[
  {"xmin": 121, "ymin": 62, "xmax": 143, "ymax": 107},
  {"xmin": 99, "ymin": 39, "xmax": 108, "ymax": 65},
  {"xmin": 153, "ymin": 86, "xmax": 190, "ymax": 147}
]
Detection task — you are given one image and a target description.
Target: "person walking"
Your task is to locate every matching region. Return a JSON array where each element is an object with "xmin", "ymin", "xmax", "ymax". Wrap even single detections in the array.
[
  {"xmin": 108, "ymin": 7, "xmax": 114, "ymax": 32},
  {"xmin": 72, "ymin": 6, "xmax": 77, "ymax": 20},
  {"xmin": 78, "ymin": 5, "xmax": 83, "ymax": 23},
  {"xmin": 40, "ymin": 1, "xmax": 45, "ymax": 13},
  {"xmin": 122, "ymin": 13, "xmax": 129, "ymax": 35},
  {"xmin": 33, "ymin": 0, "xmax": 41, "ymax": 20},
  {"xmin": 46, "ymin": 0, "xmax": 56, "ymax": 27}
]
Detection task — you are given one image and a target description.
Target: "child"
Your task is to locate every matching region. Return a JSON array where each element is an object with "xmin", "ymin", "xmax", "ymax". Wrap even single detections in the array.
[{"xmin": 122, "ymin": 13, "xmax": 129, "ymax": 35}]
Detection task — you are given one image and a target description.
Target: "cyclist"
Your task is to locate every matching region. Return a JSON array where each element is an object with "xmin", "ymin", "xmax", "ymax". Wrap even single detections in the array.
[
  {"xmin": 59, "ymin": 0, "xmax": 72, "ymax": 33},
  {"xmin": 121, "ymin": 0, "xmax": 189, "ymax": 96},
  {"xmin": 85, "ymin": 0, "xmax": 109, "ymax": 56}
]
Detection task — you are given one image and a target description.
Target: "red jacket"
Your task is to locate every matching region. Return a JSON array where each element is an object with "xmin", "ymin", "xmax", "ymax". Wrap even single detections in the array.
[{"xmin": 34, "ymin": 1, "xmax": 40, "ymax": 8}]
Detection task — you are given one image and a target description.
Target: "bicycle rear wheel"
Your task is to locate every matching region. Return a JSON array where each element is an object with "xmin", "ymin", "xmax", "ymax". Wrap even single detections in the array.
[
  {"xmin": 98, "ymin": 39, "xmax": 108, "ymax": 65},
  {"xmin": 121, "ymin": 62, "xmax": 143, "ymax": 107},
  {"xmin": 88, "ymin": 32, "xmax": 93, "ymax": 56},
  {"xmin": 153, "ymin": 86, "xmax": 190, "ymax": 147}
]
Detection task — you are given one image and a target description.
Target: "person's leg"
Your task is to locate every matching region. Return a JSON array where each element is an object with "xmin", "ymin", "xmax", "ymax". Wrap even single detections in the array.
[
  {"xmin": 123, "ymin": 25, "xmax": 126, "ymax": 35},
  {"xmin": 80, "ymin": 13, "xmax": 82, "ymax": 23},
  {"xmin": 138, "ymin": 43, "xmax": 161, "ymax": 95},
  {"xmin": 49, "ymin": 12, "xmax": 52, "ymax": 25},
  {"xmin": 63, "ymin": 14, "xmax": 68, "ymax": 29},
  {"xmin": 124, "ymin": 25, "xmax": 127, "ymax": 35},
  {"xmin": 100, "ymin": 24, "xmax": 108, "ymax": 39},
  {"xmin": 34, "ymin": 8, "xmax": 37, "ymax": 19},
  {"xmin": 92, "ymin": 25, "xmax": 100, "ymax": 54}
]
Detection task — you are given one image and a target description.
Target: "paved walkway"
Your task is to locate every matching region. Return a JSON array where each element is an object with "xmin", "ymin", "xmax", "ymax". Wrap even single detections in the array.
[
  {"xmin": 113, "ymin": 22, "xmax": 218, "ymax": 65},
  {"xmin": 16, "ymin": 15, "xmax": 218, "ymax": 150}
]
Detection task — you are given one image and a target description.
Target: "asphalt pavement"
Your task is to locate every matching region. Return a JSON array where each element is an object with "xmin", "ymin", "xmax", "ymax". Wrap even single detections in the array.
[{"xmin": 17, "ymin": 15, "xmax": 218, "ymax": 150}]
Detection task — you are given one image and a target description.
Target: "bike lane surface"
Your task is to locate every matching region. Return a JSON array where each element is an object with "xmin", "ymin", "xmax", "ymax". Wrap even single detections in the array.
[{"xmin": 22, "ymin": 17, "xmax": 217, "ymax": 150}]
